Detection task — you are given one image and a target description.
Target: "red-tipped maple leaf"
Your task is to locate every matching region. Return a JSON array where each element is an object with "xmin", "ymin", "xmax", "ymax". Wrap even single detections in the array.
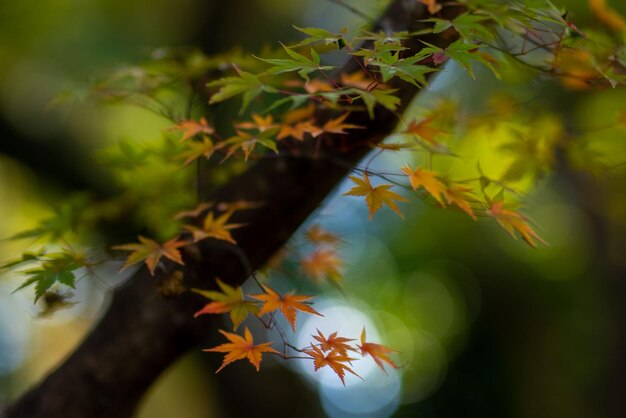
[
  {"xmin": 486, "ymin": 200, "xmax": 546, "ymax": 247},
  {"xmin": 313, "ymin": 329, "xmax": 355, "ymax": 355},
  {"xmin": 401, "ymin": 164, "xmax": 447, "ymax": 206},
  {"xmin": 300, "ymin": 248, "xmax": 342, "ymax": 283},
  {"xmin": 112, "ymin": 236, "xmax": 187, "ymax": 275},
  {"xmin": 193, "ymin": 278, "xmax": 259, "ymax": 330},
  {"xmin": 250, "ymin": 284, "xmax": 322, "ymax": 331},
  {"xmin": 305, "ymin": 344, "xmax": 360, "ymax": 385},
  {"xmin": 358, "ymin": 328, "xmax": 399, "ymax": 374},
  {"xmin": 167, "ymin": 117, "xmax": 215, "ymax": 141},
  {"xmin": 204, "ymin": 327, "xmax": 278, "ymax": 372},
  {"xmin": 344, "ymin": 174, "xmax": 408, "ymax": 220}
]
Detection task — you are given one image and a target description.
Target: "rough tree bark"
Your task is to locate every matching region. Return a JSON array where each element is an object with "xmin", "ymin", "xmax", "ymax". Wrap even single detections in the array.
[{"xmin": 2, "ymin": 1, "xmax": 461, "ymax": 417}]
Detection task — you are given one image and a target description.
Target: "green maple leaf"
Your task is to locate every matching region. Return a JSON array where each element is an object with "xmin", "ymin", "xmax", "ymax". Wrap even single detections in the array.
[
  {"xmin": 14, "ymin": 252, "xmax": 84, "ymax": 302},
  {"xmin": 257, "ymin": 44, "xmax": 334, "ymax": 81},
  {"xmin": 207, "ymin": 71, "xmax": 276, "ymax": 113}
]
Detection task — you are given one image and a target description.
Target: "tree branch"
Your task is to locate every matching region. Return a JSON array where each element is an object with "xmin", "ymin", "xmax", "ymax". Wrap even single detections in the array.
[{"xmin": 2, "ymin": 1, "xmax": 462, "ymax": 417}]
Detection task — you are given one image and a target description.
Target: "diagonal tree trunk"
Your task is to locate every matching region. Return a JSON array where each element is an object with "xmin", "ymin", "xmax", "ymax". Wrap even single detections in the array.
[{"xmin": 2, "ymin": 1, "xmax": 462, "ymax": 417}]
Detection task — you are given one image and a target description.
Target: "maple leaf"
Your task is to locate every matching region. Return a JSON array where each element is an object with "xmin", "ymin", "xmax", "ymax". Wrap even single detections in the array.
[
  {"xmin": 235, "ymin": 114, "xmax": 278, "ymax": 132},
  {"xmin": 486, "ymin": 201, "xmax": 546, "ymax": 248},
  {"xmin": 113, "ymin": 236, "xmax": 187, "ymax": 275},
  {"xmin": 304, "ymin": 79, "xmax": 335, "ymax": 94},
  {"xmin": 442, "ymin": 184, "xmax": 477, "ymax": 220},
  {"xmin": 322, "ymin": 113, "xmax": 364, "ymax": 135},
  {"xmin": 183, "ymin": 210, "xmax": 243, "ymax": 244},
  {"xmin": 376, "ymin": 142, "xmax": 415, "ymax": 151},
  {"xmin": 13, "ymin": 252, "xmax": 84, "ymax": 302},
  {"xmin": 222, "ymin": 129, "xmax": 278, "ymax": 161},
  {"xmin": 166, "ymin": 117, "xmax": 214, "ymax": 142},
  {"xmin": 358, "ymin": 328, "xmax": 399, "ymax": 374},
  {"xmin": 277, "ymin": 120, "xmax": 323, "ymax": 141},
  {"xmin": 250, "ymin": 284, "xmax": 322, "ymax": 331},
  {"xmin": 176, "ymin": 136, "xmax": 216, "ymax": 166},
  {"xmin": 305, "ymin": 345, "xmax": 360, "ymax": 385},
  {"xmin": 281, "ymin": 103, "xmax": 316, "ymax": 125},
  {"xmin": 173, "ymin": 201, "xmax": 214, "ymax": 220},
  {"xmin": 193, "ymin": 278, "xmax": 259, "ymax": 330},
  {"xmin": 305, "ymin": 224, "xmax": 340, "ymax": 246},
  {"xmin": 418, "ymin": 0, "xmax": 442, "ymax": 15},
  {"xmin": 343, "ymin": 174, "xmax": 408, "ymax": 220},
  {"xmin": 300, "ymin": 248, "xmax": 342, "ymax": 283},
  {"xmin": 401, "ymin": 164, "xmax": 447, "ymax": 206},
  {"xmin": 405, "ymin": 117, "xmax": 445, "ymax": 145},
  {"xmin": 204, "ymin": 327, "xmax": 279, "ymax": 372},
  {"xmin": 340, "ymin": 71, "xmax": 378, "ymax": 90},
  {"xmin": 312, "ymin": 329, "xmax": 355, "ymax": 355}
]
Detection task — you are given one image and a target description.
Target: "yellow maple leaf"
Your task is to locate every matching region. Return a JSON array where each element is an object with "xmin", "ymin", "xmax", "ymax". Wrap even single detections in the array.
[
  {"xmin": 183, "ymin": 210, "xmax": 243, "ymax": 244},
  {"xmin": 401, "ymin": 164, "xmax": 447, "ymax": 206},
  {"xmin": 193, "ymin": 278, "xmax": 259, "ymax": 330},
  {"xmin": 176, "ymin": 136, "xmax": 215, "ymax": 166},
  {"xmin": 442, "ymin": 184, "xmax": 477, "ymax": 220},
  {"xmin": 344, "ymin": 174, "xmax": 408, "ymax": 219}
]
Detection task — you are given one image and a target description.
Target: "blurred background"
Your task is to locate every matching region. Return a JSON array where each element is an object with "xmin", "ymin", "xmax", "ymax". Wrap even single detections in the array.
[{"xmin": 1, "ymin": 0, "xmax": 626, "ymax": 417}]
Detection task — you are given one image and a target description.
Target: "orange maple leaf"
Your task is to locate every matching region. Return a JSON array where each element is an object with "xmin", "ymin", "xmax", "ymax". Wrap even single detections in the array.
[
  {"xmin": 418, "ymin": 0, "xmax": 442, "ymax": 14},
  {"xmin": 486, "ymin": 201, "xmax": 546, "ymax": 247},
  {"xmin": 204, "ymin": 327, "xmax": 279, "ymax": 372},
  {"xmin": 313, "ymin": 329, "xmax": 355, "ymax": 355},
  {"xmin": 112, "ymin": 236, "xmax": 187, "ymax": 275},
  {"xmin": 250, "ymin": 285, "xmax": 322, "ymax": 331},
  {"xmin": 589, "ymin": 0, "xmax": 625, "ymax": 32},
  {"xmin": 304, "ymin": 79, "xmax": 335, "ymax": 93},
  {"xmin": 193, "ymin": 278, "xmax": 259, "ymax": 330},
  {"xmin": 305, "ymin": 224, "xmax": 340, "ymax": 246},
  {"xmin": 173, "ymin": 201, "xmax": 214, "ymax": 220},
  {"xmin": 344, "ymin": 174, "xmax": 408, "ymax": 220},
  {"xmin": 401, "ymin": 164, "xmax": 447, "ymax": 206},
  {"xmin": 277, "ymin": 120, "xmax": 323, "ymax": 141},
  {"xmin": 442, "ymin": 184, "xmax": 477, "ymax": 220},
  {"xmin": 281, "ymin": 103, "xmax": 316, "ymax": 125},
  {"xmin": 183, "ymin": 210, "xmax": 243, "ymax": 244},
  {"xmin": 300, "ymin": 248, "xmax": 342, "ymax": 283},
  {"xmin": 405, "ymin": 117, "xmax": 445, "ymax": 145},
  {"xmin": 340, "ymin": 71, "xmax": 378, "ymax": 90},
  {"xmin": 305, "ymin": 344, "xmax": 360, "ymax": 385},
  {"xmin": 322, "ymin": 113, "xmax": 364, "ymax": 134},
  {"xmin": 235, "ymin": 114, "xmax": 278, "ymax": 132},
  {"xmin": 167, "ymin": 117, "xmax": 215, "ymax": 141},
  {"xmin": 358, "ymin": 328, "xmax": 399, "ymax": 374}
]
